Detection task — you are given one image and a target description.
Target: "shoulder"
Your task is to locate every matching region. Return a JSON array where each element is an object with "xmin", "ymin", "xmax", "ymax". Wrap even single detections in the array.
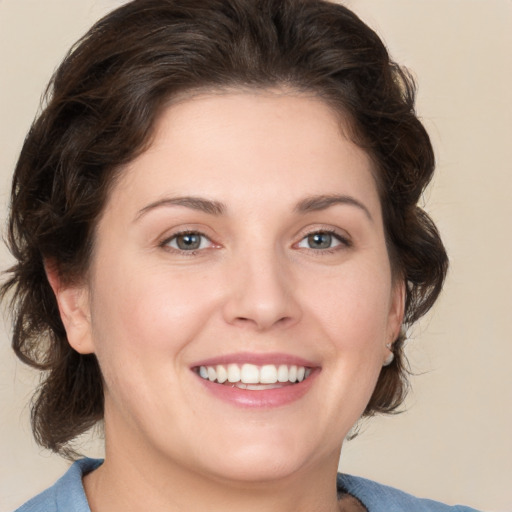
[
  {"xmin": 337, "ymin": 473, "xmax": 482, "ymax": 512},
  {"xmin": 14, "ymin": 458, "xmax": 103, "ymax": 512}
]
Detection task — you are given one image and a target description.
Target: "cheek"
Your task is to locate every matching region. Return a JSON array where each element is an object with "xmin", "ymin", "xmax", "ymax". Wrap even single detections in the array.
[
  {"xmin": 88, "ymin": 261, "xmax": 220, "ymax": 368},
  {"xmin": 306, "ymin": 262, "xmax": 392, "ymax": 350},
  {"xmin": 295, "ymin": 265, "xmax": 392, "ymax": 440},
  {"xmin": 86, "ymin": 266, "xmax": 218, "ymax": 432}
]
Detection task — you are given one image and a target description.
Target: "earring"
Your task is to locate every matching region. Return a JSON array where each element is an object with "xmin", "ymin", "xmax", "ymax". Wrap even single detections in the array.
[{"xmin": 383, "ymin": 342, "xmax": 394, "ymax": 367}]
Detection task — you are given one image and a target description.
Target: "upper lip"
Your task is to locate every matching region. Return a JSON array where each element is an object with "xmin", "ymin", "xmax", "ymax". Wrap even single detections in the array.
[{"xmin": 190, "ymin": 352, "xmax": 319, "ymax": 368}]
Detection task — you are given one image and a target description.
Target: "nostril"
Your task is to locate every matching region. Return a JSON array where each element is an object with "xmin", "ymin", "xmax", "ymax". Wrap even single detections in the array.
[
  {"xmin": 275, "ymin": 316, "xmax": 293, "ymax": 327},
  {"xmin": 233, "ymin": 315, "xmax": 293, "ymax": 329}
]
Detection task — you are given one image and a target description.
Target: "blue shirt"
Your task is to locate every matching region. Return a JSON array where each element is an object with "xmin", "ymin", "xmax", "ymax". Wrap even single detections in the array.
[{"xmin": 15, "ymin": 458, "xmax": 481, "ymax": 512}]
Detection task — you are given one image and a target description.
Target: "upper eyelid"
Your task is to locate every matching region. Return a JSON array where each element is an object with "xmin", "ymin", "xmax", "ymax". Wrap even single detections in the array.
[
  {"xmin": 159, "ymin": 226, "xmax": 214, "ymax": 243},
  {"xmin": 295, "ymin": 226, "xmax": 352, "ymax": 243},
  {"xmin": 295, "ymin": 230, "xmax": 352, "ymax": 249},
  {"xmin": 157, "ymin": 226, "xmax": 352, "ymax": 249},
  {"xmin": 161, "ymin": 230, "xmax": 213, "ymax": 245}
]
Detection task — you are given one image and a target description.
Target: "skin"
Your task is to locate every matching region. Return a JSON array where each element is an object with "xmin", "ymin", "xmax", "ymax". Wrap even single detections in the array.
[{"xmin": 50, "ymin": 90, "xmax": 404, "ymax": 512}]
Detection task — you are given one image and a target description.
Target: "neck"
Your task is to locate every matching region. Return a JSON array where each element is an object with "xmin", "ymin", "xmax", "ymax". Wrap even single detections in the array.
[{"xmin": 84, "ymin": 439, "xmax": 343, "ymax": 512}]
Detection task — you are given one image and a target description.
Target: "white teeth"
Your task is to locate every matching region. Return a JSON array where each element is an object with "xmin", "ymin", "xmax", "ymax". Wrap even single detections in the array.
[
  {"xmin": 260, "ymin": 364, "xmax": 278, "ymax": 384},
  {"xmin": 277, "ymin": 364, "xmax": 288, "ymax": 382},
  {"xmin": 197, "ymin": 363, "xmax": 313, "ymax": 386},
  {"xmin": 240, "ymin": 364, "xmax": 259, "ymax": 384},
  {"xmin": 227, "ymin": 364, "xmax": 240, "ymax": 383},
  {"xmin": 216, "ymin": 365, "xmax": 228, "ymax": 383},
  {"xmin": 207, "ymin": 366, "xmax": 217, "ymax": 382},
  {"xmin": 245, "ymin": 383, "xmax": 282, "ymax": 390}
]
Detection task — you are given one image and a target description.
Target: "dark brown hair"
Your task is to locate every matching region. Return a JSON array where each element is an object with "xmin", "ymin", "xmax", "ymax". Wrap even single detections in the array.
[{"xmin": 2, "ymin": 0, "xmax": 447, "ymax": 457}]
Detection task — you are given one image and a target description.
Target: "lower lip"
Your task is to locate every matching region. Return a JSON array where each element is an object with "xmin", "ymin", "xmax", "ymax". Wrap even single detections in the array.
[{"xmin": 195, "ymin": 370, "xmax": 319, "ymax": 408}]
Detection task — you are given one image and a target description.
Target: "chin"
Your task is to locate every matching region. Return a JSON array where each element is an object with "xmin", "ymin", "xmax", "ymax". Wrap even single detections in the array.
[
  {"xmin": 190, "ymin": 430, "xmax": 325, "ymax": 485},
  {"xmin": 205, "ymin": 450, "xmax": 307, "ymax": 484}
]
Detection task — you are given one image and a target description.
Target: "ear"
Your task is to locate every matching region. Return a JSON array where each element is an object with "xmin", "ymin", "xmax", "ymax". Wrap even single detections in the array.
[
  {"xmin": 387, "ymin": 279, "xmax": 406, "ymax": 343},
  {"xmin": 382, "ymin": 280, "xmax": 405, "ymax": 365},
  {"xmin": 45, "ymin": 260, "xmax": 95, "ymax": 355}
]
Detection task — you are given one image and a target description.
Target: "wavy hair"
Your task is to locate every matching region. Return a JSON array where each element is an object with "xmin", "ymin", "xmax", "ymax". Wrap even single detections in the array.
[{"xmin": 2, "ymin": 0, "xmax": 447, "ymax": 457}]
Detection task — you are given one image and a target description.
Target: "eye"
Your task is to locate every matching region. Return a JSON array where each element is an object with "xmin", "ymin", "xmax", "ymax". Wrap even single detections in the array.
[
  {"xmin": 164, "ymin": 231, "xmax": 212, "ymax": 251},
  {"xmin": 297, "ymin": 230, "xmax": 349, "ymax": 250}
]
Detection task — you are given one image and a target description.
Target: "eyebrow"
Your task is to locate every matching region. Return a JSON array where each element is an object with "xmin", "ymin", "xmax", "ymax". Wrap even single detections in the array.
[
  {"xmin": 135, "ymin": 193, "xmax": 372, "ymax": 222},
  {"xmin": 135, "ymin": 196, "xmax": 225, "ymax": 221},
  {"xmin": 295, "ymin": 194, "xmax": 373, "ymax": 222}
]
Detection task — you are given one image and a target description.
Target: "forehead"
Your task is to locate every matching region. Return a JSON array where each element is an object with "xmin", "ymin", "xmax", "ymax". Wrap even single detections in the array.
[{"xmin": 105, "ymin": 91, "xmax": 380, "ymax": 220}]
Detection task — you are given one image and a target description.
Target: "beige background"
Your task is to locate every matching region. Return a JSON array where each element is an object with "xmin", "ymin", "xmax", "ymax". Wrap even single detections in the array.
[{"xmin": 1, "ymin": 1, "xmax": 511, "ymax": 511}]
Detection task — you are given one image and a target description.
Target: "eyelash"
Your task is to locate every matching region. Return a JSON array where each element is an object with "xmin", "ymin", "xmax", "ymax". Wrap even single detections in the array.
[
  {"xmin": 160, "ymin": 230, "xmax": 214, "ymax": 255},
  {"xmin": 160, "ymin": 228, "xmax": 352, "ymax": 255},
  {"xmin": 296, "ymin": 229, "xmax": 352, "ymax": 254}
]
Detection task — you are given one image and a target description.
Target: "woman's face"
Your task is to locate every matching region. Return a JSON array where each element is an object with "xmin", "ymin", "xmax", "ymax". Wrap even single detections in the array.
[{"xmin": 63, "ymin": 91, "xmax": 403, "ymax": 482}]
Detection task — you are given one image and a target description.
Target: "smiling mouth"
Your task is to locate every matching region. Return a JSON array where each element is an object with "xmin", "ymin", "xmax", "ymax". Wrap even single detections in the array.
[{"xmin": 194, "ymin": 363, "xmax": 313, "ymax": 390}]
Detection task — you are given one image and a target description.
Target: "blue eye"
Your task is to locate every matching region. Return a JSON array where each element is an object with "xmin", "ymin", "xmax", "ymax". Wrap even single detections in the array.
[
  {"xmin": 297, "ymin": 231, "xmax": 346, "ymax": 250},
  {"xmin": 165, "ymin": 232, "xmax": 211, "ymax": 251}
]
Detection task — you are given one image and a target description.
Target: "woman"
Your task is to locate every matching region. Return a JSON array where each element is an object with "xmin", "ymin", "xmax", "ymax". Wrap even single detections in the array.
[{"xmin": 2, "ymin": 0, "xmax": 480, "ymax": 511}]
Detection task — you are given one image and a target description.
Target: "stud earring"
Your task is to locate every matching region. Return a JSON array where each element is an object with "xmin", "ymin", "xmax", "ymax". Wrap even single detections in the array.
[{"xmin": 383, "ymin": 343, "xmax": 394, "ymax": 367}]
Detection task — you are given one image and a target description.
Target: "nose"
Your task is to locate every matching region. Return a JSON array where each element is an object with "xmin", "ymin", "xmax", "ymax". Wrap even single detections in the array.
[{"xmin": 222, "ymin": 250, "xmax": 302, "ymax": 332}]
